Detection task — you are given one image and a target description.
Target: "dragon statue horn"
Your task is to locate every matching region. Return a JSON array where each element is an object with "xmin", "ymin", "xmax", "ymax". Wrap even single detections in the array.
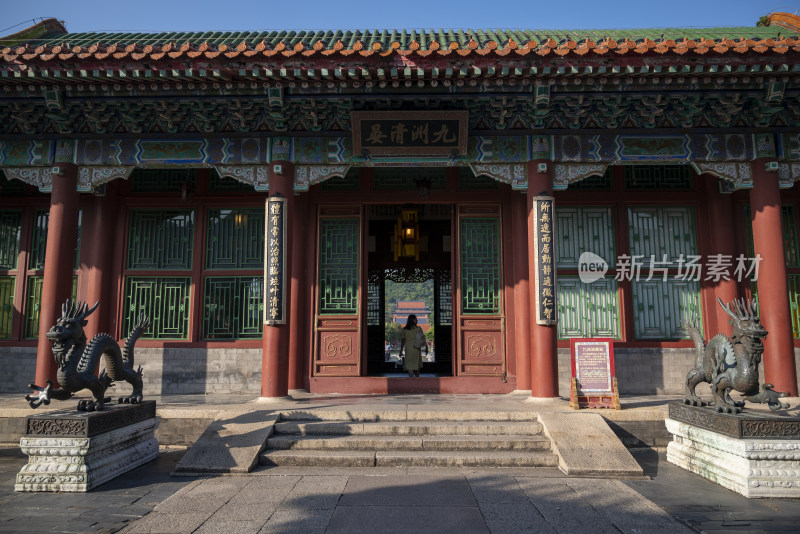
[
  {"xmin": 718, "ymin": 297, "xmax": 737, "ymax": 319},
  {"xmin": 78, "ymin": 301, "xmax": 100, "ymax": 321}
]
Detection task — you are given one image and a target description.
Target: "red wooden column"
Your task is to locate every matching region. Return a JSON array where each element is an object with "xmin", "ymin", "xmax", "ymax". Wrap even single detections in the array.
[
  {"xmin": 261, "ymin": 161, "xmax": 295, "ymax": 398},
  {"xmin": 703, "ymin": 176, "xmax": 739, "ymax": 335},
  {"xmin": 749, "ymin": 160, "xmax": 798, "ymax": 396},
  {"xmin": 527, "ymin": 160, "xmax": 559, "ymax": 398},
  {"xmin": 287, "ymin": 192, "xmax": 307, "ymax": 391},
  {"xmin": 512, "ymin": 192, "xmax": 532, "ymax": 390},
  {"xmin": 84, "ymin": 185, "xmax": 119, "ymax": 340},
  {"xmin": 34, "ymin": 162, "xmax": 81, "ymax": 387}
]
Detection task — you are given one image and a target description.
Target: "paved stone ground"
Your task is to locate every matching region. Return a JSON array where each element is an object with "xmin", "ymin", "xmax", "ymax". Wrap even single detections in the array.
[
  {"xmin": 0, "ymin": 447, "xmax": 193, "ymax": 534},
  {"xmin": 625, "ymin": 450, "xmax": 800, "ymax": 533},
  {"xmin": 3, "ymin": 445, "xmax": 800, "ymax": 533}
]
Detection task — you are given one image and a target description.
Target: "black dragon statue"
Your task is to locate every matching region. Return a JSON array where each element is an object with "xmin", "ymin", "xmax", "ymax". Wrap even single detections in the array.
[
  {"xmin": 25, "ymin": 300, "xmax": 150, "ymax": 411},
  {"xmin": 684, "ymin": 297, "xmax": 790, "ymax": 414}
]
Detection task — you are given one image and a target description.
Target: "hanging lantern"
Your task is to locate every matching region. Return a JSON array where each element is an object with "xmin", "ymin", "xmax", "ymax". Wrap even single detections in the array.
[{"xmin": 394, "ymin": 209, "xmax": 419, "ymax": 261}]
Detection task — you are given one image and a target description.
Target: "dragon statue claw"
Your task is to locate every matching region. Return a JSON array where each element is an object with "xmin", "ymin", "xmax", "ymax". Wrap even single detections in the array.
[
  {"xmin": 23, "ymin": 300, "xmax": 149, "ymax": 411},
  {"xmin": 25, "ymin": 380, "xmax": 53, "ymax": 408},
  {"xmin": 683, "ymin": 298, "xmax": 790, "ymax": 413}
]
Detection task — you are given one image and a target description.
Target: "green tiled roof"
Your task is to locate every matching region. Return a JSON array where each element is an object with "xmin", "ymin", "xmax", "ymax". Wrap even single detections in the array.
[{"xmin": 6, "ymin": 25, "xmax": 793, "ymax": 49}]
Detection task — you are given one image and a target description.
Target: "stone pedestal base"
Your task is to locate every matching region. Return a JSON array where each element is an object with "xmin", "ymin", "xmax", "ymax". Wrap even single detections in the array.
[
  {"xmin": 665, "ymin": 403, "xmax": 800, "ymax": 498},
  {"xmin": 15, "ymin": 401, "xmax": 159, "ymax": 492}
]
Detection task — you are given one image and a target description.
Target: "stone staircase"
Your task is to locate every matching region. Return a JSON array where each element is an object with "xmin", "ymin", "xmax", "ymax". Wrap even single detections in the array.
[{"xmin": 259, "ymin": 411, "xmax": 558, "ymax": 468}]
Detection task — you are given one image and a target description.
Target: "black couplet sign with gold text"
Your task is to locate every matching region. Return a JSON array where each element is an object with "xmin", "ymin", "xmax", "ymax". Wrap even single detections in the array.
[
  {"xmin": 264, "ymin": 195, "xmax": 287, "ymax": 325},
  {"xmin": 352, "ymin": 111, "xmax": 468, "ymax": 156},
  {"xmin": 533, "ymin": 195, "xmax": 557, "ymax": 325}
]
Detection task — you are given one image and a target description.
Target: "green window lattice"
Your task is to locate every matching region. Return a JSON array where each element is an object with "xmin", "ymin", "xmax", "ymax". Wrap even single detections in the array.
[
  {"xmin": 318, "ymin": 218, "xmax": 359, "ymax": 314},
  {"xmin": 557, "ymin": 276, "xmax": 619, "ymax": 339},
  {"xmin": 123, "ymin": 277, "xmax": 191, "ymax": 339},
  {"xmin": 556, "ymin": 207, "xmax": 616, "ymax": 269},
  {"xmin": 632, "ymin": 279, "xmax": 701, "ymax": 339},
  {"xmin": 0, "ymin": 210, "xmax": 22, "ymax": 270},
  {"xmin": 628, "ymin": 206, "xmax": 697, "ymax": 264},
  {"xmin": 460, "ymin": 218, "xmax": 501, "ymax": 314},
  {"xmin": 206, "ymin": 209, "xmax": 265, "ymax": 269},
  {"xmin": 127, "ymin": 210, "xmax": 194, "ymax": 270},
  {"xmin": 25, "ymin": 276, "xmax": 77, "ymax": 339},
  {"xmin": 0, "ymin": 277, "xmax": 14, "ymax": 339},
  {"xmin": 28, "ymin": 210, "xmax": 82, "ymax": 271},
  {"xmin": 203, "ymin": 276, "xmax": 264, "ymax": 339},
  {"xmin": 625, "ymin": 165, "xmax": 693, "ymax": 190}
]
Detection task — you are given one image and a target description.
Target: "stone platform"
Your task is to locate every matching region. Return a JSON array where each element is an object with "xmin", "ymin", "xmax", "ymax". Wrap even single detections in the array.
[
  {"xmin": 666, "ymin": 402, "xmax": 800, "ymax": 498},
  {"xmin": 15, "ymin": 401, "xmax": 159, "ymax": 492}
]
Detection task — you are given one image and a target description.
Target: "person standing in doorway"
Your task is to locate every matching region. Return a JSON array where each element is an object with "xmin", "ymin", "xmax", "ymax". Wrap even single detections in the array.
[{"xmin": 398, "ymin": 314, "xmax": 427, "ymax": 378}]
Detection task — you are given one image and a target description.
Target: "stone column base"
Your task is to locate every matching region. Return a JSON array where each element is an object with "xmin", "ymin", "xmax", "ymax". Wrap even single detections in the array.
[
  {"xmin": 15, "ymin": 402, "xmax": 159, "ymax": 492},
  {"xmin": 666, "ymin": 418, "xmax": 800, "ymax": 498}
]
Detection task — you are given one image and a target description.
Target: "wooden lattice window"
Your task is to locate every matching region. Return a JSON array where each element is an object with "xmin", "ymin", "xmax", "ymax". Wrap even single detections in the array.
[
  {"xmin": 123, "ymin": 277, "xmax": 191, "ymax": 339},
  {"xmin": 127, "ymin": 210, "xmax": 194, "ymax": 270},
  {"xmin": 628, "ymin": 206, "xmax": 700, "ymax": 339},
  {"xmin": 0, "ymin": 277, "xmax": 14, "ymax": 339},
  {"xmin": 318, "ymin": 218, "xmax": 360, "ymax": 314},
  {"xmin": 459, "ymin": 217, "xmax": 501, "ymax": 314},
  {"xmin": 558, "ymin": 277, "xmax": 620, "ymax": 338},
  {"xmin": 556, "ymin": 206, "xmax": 620, "ymax": 339},
  {"xmin": 202, "ymin": 277, "xmax": 263, "ymax": 339},
  {"xmin": 24, "ymin": 276, "xmax": 77, "ymax": 339},
  {"xmin": 206, "ymin": 209, "xmax": 264, "ymax": 269}
]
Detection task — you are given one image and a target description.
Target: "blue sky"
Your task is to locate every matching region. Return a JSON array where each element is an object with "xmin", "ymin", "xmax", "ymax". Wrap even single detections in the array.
[{"xmin": 2, "ymin": 0, "xmax": 799, "ymax": 34}]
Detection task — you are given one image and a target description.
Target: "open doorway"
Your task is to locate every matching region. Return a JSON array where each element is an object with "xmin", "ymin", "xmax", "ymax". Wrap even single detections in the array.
[{"xmin": 366, "ymin": 204, "xmax": 453, "ymax": 376}]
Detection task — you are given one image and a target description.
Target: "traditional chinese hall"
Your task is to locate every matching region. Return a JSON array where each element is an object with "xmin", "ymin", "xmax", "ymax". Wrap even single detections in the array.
[{"xmin": 0, "ymin": 13, "xmax": 799, "ymax": 399}]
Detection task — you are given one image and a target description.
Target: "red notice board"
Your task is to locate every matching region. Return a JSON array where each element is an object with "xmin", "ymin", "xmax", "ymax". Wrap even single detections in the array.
[{"xmin": 569, "ymin": 338, "xmax": 621, "ymax": 410}]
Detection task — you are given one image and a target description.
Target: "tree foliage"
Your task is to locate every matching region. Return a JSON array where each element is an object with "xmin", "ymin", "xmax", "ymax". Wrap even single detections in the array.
[{"xmin": 384, "ymin": 321, "xmax": 403, "ymax": 343}]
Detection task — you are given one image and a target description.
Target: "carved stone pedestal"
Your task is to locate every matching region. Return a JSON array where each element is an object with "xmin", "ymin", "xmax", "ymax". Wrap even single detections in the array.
[
  {"xmin": 15, "ymin": 401, "xmax": 159, "ymax": 492},
  {"xmin": 666, "ymin": 402, "xmax": 800, "ymax": 498}
]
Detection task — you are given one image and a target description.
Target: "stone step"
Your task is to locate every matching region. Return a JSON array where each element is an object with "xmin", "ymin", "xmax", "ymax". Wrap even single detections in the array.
[
  {"xmin": 266, "ymin": 434, "xmax": 552, "ymax": 451},
  {"xmin": 259, "ymin": 449, "xmax": 559, "ymax": 468},
  {"xmin": 278, "ymin": 410, "xmax": 539, "ymax": 422},
  {"xmin": 272, "ymin": 420, "xmax": 544, "ymax": 436}
]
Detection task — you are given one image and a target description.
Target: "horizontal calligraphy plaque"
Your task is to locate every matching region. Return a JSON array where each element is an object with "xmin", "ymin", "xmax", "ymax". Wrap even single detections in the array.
[{"xmin": 352, "ymin": 111, "xmax": 468, "ymax": 156}]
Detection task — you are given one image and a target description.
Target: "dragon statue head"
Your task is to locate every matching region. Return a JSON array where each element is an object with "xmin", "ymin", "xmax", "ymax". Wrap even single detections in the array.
[
  {"xmin": 718, "ymin": 297, "xmax": 767, "ymax": 351},
  {"xmin": 46, "ymin": 300, "xmax": 99, "ymax": 368}
]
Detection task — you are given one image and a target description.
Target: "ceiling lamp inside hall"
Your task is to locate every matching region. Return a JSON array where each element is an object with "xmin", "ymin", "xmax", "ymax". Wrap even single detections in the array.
[{"xmin": 394, "ymin": 209, "xmax": 419, "ymax": 261}]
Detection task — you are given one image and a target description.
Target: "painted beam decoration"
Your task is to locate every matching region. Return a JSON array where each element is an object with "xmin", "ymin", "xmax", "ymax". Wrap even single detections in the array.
[
  {"xmin": 264, "ymin": 195, "xmax": 288, "ymax": 326},
  {"xmin": 532, "ymin": 195, "xmax": 557, "ymax": 325},
  {"xmin": 352, "ymin": 111, "xmax": 468, "ymax": 156}
]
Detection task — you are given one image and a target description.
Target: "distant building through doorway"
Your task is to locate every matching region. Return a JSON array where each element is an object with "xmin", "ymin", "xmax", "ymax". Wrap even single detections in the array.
[{"xmin": 390, "ymin": 301, "xmax": 432, "ymax": 332}]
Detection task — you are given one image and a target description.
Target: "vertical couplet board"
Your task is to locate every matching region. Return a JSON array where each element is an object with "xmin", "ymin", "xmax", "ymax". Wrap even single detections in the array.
[
  {"xmin": 457, "ymin": 204, "xmax": 505, "ymax": 376},
  {"xmin": 313, "ymin": 206, "xmax": 362, "ymax": 376},
  {"xmin": 569, "ymin": 338, "xmax": 620, "ymax": 409},
  {"xmin": 264, "ymin": 195, "xmax": 287, "ymax": 325}
]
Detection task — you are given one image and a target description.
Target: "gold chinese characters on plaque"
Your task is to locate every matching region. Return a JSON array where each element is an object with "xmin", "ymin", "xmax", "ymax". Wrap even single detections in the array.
[
  {"xmin": 533, "ymin": 195, "xmax": 557, "ymax": 325},
  {"xmin": 264, "ymin": 194, "xmax": 287, "ymax": 325},
  {"xmin": 352, "ymin": 111, "xmax": 468, "ymax": 156}
]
